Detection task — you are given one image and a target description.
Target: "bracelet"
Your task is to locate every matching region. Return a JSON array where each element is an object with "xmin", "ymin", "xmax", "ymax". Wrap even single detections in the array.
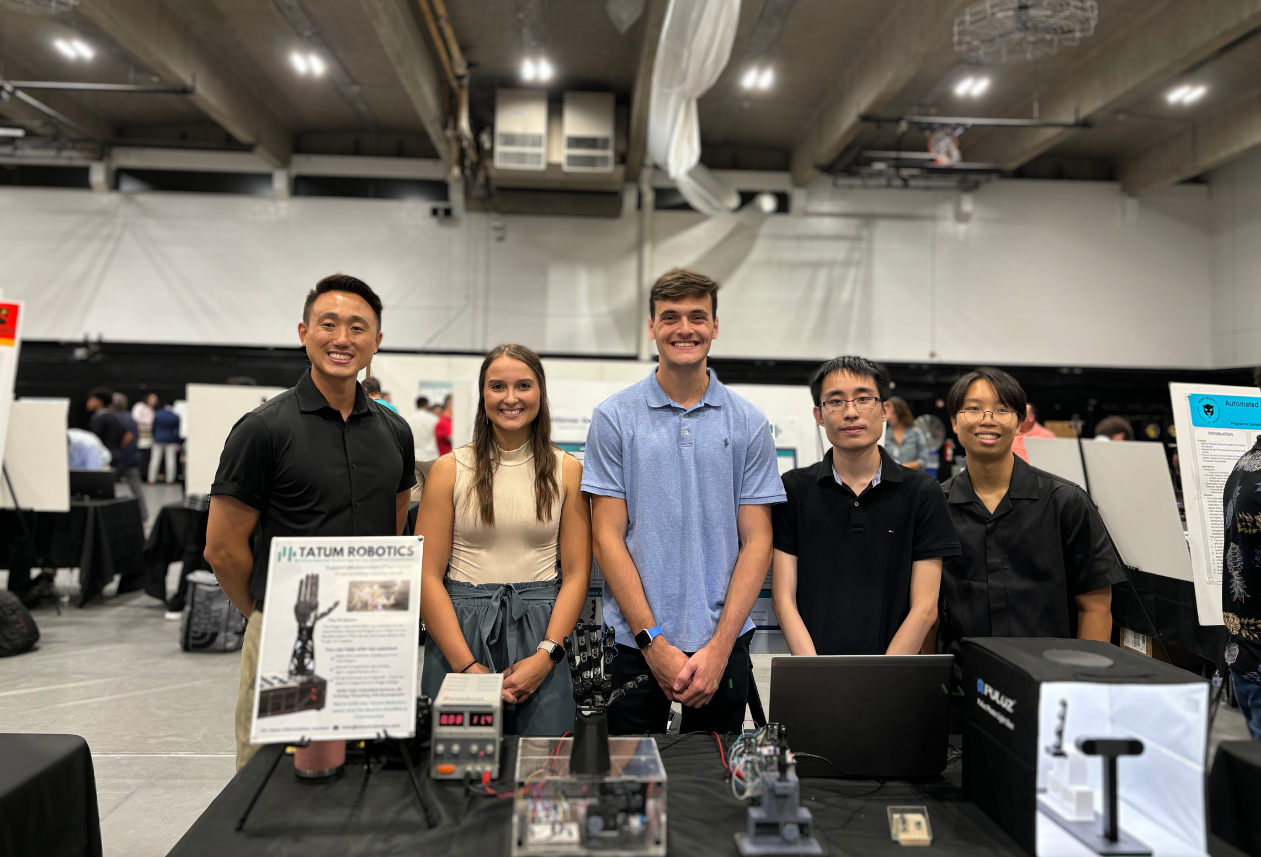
[{"xmin": 457, "ymin": 659, "xmax": 477, "ymax": 674}]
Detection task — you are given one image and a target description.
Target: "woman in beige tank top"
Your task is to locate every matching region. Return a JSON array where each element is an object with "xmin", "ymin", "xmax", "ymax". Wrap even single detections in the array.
[{"xmin": 417, "ymin": 344, "xmax": 591, "ymax": 735}]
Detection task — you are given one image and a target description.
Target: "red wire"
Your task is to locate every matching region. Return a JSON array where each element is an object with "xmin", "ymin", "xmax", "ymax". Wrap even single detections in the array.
[{"xmin": 712, "ymin": 732, "xmax": 730, "ymax": 773}]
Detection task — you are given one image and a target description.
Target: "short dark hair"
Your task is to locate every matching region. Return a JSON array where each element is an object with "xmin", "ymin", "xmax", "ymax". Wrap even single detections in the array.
[
  {"xmin": 649, "ymin": 269, "xmax": 718, "ymax": 319},
  {"xmin": 416, "ymin": 396, "xmax": 430, "ymax": 410},
  {"xmin": 303, "ymin": 273, "xmax": 383, "ymax": 329},
  {"xmin": 808, "ymin": 356, "xmax": 890, "ymax": 406},
  {"xmin": 87, "ymin": 386, "xmax": 113, "ymax": 404},
  {"xmin": 1095, "ymin": 416, "xmax": 1134, "ymax": 440},
  {"xmin": 361, "ymin": 376, "xmax": 382, "ymax": 396},
  {"xmin": 946, "ymin": 367, "xmax": 1027, "ymax": 423}
]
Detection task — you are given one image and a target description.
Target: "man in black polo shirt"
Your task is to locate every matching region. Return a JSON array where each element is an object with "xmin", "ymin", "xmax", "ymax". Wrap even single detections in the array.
[
  {"xmin": 772, "ymin": 356, "xmax": 960, "ymax": 655},
  {"xmin": 938, "ymin": 367, "xmax": 1121, "ymax": 658},
  {"xmin": 205, "ymin": 274, "xmax": 416, "ymax": 769}
]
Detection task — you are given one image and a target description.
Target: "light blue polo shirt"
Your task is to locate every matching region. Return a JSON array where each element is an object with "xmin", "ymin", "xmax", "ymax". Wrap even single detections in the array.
[{"xmin": 581, "ymin": 368, "xmax": 787, "ymax": 651}]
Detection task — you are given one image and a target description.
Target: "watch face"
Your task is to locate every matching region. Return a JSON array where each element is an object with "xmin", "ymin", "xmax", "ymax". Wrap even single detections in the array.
[
  {"xmin": 549, "ymin": 643, "xmax": 565, "ymax": 662},
  {"xmin": 635, "ymin": 630, "xmax": 652, "ymax": 649}
]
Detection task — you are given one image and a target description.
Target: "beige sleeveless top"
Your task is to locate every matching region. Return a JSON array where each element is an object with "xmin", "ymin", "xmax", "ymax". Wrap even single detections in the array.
[{"xmin": 448, "ymin": 443, "xmax": 566, "ymax": 585}]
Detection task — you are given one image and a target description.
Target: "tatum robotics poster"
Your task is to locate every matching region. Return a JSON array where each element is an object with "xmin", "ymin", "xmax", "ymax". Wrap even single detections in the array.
[{"xmin": 250, "ymin": 536, "xmax": 423, "ymax": 745}]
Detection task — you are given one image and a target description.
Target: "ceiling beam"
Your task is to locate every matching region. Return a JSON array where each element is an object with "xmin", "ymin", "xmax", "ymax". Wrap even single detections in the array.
[
  {"xmin": 74, "ymin": 0, "xmax": 292, "ymax": 166},
  {"xmin": 789, "ymin": 0, "xmax": 972, "ymax": 187},
  {"xmin": 1119, "ymin": 87, "xmax": 1261, "ymax": 195},
  {"xmin": 359, "ymin": 0, "xmax": 449, "ymax": 166},
  {"xmin": 625, "ymin": 0, "xmax": 669, "ymax": 182},
  {"xmin": 965, "ymin": 0, "xmax": 1261, "ymax": 171},
  {"xmin": 0, "ymin": 56, "xmax": 113, "ymax": 142}
]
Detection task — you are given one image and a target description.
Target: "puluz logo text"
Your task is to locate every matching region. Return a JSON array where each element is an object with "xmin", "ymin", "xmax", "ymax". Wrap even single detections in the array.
[{"xmin": 975, "ymin": 678, "xmax": 1017, "ymax": 731}]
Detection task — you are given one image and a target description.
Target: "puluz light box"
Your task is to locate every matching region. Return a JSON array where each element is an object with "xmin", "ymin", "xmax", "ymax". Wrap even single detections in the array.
[{"xmin": 961, "ymin": 638, "xmax": 1208, "ymax": 857}]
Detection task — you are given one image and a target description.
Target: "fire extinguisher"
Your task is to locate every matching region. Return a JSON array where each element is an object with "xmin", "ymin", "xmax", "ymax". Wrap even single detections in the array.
[{"xmin": 944, "ymin": 439, "xmax": 954, "ymax": 463}]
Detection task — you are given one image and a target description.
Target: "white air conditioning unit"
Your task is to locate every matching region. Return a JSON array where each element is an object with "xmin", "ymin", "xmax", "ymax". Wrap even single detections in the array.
[
  {"xmin": 562, "ymin": 92, "xmax": 614, "ymax": 173},
  {"xmin": 494, "ymin": 89, "xmax": 548, "ymax": 171}
]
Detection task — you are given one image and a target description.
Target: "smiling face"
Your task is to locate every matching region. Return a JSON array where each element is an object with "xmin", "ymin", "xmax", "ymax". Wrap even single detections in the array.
[
  {"xmin": 483, "ymin": 356, "xmax": 541, "ymax": 440},
  {"xmin": 815, "ymin": 369, "xmax": 885, "ymax": 454},
  {"xmin": 650, "ymin": 295, "xmax": 717, "ymax": 370},
  {"xmin": 298, "ymin": 291, "xmax": 382, "ymax": 383},
  {"xmin": 951, "ymin": 379, "xmax": 1019, "ymax": 462}
]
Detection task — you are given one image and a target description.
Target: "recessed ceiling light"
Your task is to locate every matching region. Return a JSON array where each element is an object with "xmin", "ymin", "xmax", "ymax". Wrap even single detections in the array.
[
  {"xmin": 308, "ymin": 54, "xmax": 326, "ymax": 76},
  {"xmin": 742, "ymin": 66, "xmax": 773, "ymax": 91},
  {"xmin": 70, "ymin": 39, "xmax": 94, "ymax": 60},
  {"xmin": 741, "ymin": 68, "xmax": 758, "ymax": 89},
  {"xmin": 522, "ymin": 58, "xmax": 537, "ymax": 82},
  {"xmin": 53, "ymin": 39, "xmax": 77, "ymax": 60},
  {"xmin": 757, "ymin": 68, "xmax": 773, "ymax": 90},
  {"xmin": 954, "ymin": 76, "xmax": 989, "ymax": 97},
  {"xmin": 537, "ymin": 59, "xmax": 553, "ymax": 82},
  {"xmin": 1167, "ymin": 83, "xmax": 1206, "ymax": 105},
  {"xmin": 291, "ymin": 51, "xmax": 310, "ymax": 74}
]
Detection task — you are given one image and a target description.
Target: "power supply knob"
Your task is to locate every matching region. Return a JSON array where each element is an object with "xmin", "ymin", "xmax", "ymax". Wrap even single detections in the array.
[
  {"xmin": 435, "ymin": 743, "xmax": 445, "ymax": 756},
  {"xmin": 451, "ymin": 743, "xmax": 460, "ymax": 755},
  {"xmin": 468, "ymin": 743, "xmax": 478, "ymax": 754}
]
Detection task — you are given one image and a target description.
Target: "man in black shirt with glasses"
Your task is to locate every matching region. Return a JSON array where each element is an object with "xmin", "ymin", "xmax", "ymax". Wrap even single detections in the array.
[{"xmin": 938, "ymin": 367, "xmax": 1122, "ymax": 657}]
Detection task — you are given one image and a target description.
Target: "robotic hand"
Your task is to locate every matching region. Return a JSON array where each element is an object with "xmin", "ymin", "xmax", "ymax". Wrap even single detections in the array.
[
  {"xmin": 289, "ymin": 573, "xmax": 339, "ymax": 680},
  {"xmin": 564, "ymin": 600, "xmax": 648, "ymax": 712}
]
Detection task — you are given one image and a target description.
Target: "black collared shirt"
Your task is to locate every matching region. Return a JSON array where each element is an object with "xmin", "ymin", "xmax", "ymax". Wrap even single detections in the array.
[
  {"xmin": 211, "ymin": 371, "xmax": 416, "ymax": 604},
  {"xmin": 939, "ymin": 454, "xmax": 1124, "ymax": 655},
  {"xmin": 772, "ymin": 446, "xmax": 961, "ymax": 655},
  {"xmin": 1222, "ymin": 436, "xmax": 1261, "ymax": 679}
]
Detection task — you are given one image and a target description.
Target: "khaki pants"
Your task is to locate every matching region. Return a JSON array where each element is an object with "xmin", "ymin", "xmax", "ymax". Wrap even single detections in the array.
[{"xmin": 234, "ymin": 610, "xmax": 263, "ymax": 771}]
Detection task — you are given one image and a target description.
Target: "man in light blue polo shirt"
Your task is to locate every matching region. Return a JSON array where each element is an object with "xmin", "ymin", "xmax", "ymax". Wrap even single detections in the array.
[{"xmin": 582, "ymin": 269, "xmax": 785, "ymax": 734}]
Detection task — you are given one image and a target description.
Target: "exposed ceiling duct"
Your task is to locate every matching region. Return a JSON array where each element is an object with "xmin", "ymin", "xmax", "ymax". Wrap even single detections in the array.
[{"xmin": 646, "ymin": 0, "xmax": 741, "ymax": 216}]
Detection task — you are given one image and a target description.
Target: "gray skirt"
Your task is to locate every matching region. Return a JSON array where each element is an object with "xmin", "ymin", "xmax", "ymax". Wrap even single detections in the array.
[{"xmin": 421, "ymin": 578, "xmax": 575, "ymax": 737}]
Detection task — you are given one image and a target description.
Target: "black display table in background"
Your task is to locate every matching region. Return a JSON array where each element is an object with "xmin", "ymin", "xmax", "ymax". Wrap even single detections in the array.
[
  {"xmin": 0, "ymin": 734, "xmax": 102, "ymax": 857},
  {"xmin": 168, "ymin": 736, "xmax": 1026, "ymax": 857},
  {"xmin": 1210, "ymin": 740, "xmax": 1261, "ymax": 857},
  {"xmin": 142, "ymin": 503, "xmax": 211, "ymax": 611},
  {"xmin": 1111, "ymin": 567, "xmax": 1229, "ymax": 669},
  {"xmin": 0, "ymin": 498, "xmax": 145, "ymax": 606}
]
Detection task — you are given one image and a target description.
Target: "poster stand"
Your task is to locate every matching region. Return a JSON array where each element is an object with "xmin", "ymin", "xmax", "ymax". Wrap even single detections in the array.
[
  {"xmin": 0, "ymin": 463, "xmax": 59, "ymax": 615},
  {"xmin": 235, "ymin": 732, "xmax": 435, "ymax": 833}
]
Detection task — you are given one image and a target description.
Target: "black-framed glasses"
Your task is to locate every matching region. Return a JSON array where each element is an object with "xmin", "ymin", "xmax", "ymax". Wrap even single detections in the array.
[
  {"xmin": 820, "ymin": 396, "xmax": 881, "ymax": 415},
  {"xmin": 958, "ymin": 406, "xmax": 1018, "ymax": 425}
]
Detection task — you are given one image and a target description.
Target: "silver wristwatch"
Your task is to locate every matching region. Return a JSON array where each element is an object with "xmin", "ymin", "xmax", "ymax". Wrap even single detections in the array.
[{"xmin": 537, "ymin": 639, "xmax": 565, "ymax": 663}]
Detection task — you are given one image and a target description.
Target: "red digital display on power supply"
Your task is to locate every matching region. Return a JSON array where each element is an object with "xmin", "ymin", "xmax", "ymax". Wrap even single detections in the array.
[
  {"xmin": 438, "ymin": 712, "xmax": 465, "ymax": 726},
  {"xmin": 470, "ymin": 713, "xmax": 495, "ymax": 727}
]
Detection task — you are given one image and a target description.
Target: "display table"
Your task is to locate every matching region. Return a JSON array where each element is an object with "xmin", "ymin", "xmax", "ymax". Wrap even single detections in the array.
[
  {"xmin": 1210, "ymin": 740, "xmax": 1261, "ymax": 857},
  {"xmin": 141, "ymin": 503, "xmax": 210, "ymax": 610},
  {"xmin": 1111, "ymin": 567, "xmax": 1229, "ymax": 667},
  {"xmin": 0, "ymin": 498, "xmax": 145, "ymax": 606},
  {"xmin": 169, "ymin": 736, "xmax": 1026, "ymax": 857},
  {"xmin": 0, "ymin": 734, "xmax": 102, "ymax": 857}
]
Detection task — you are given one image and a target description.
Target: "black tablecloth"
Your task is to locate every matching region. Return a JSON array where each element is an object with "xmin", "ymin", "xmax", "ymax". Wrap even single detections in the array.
[
  {"xmin": 168, "ymin": 736, "xmax": 1026, "ymax": 857},
  {"xmin": 1112, "ymin": 567, "xmax": 1229, "ymax": 668},
  {"xmin": 1210, "ymin": 740, "xmax": 1261, "ymax": 857},
  {"xmin": 0, "ymin": 499, "xmax": 145, "ymax": 606},
  {"xmin": 0, "ymin": 734, "xmax": 102, "ymax": 857},
  {"xmin": 141, "ymin": 503, "xmax": 210, "ymax": 610}
]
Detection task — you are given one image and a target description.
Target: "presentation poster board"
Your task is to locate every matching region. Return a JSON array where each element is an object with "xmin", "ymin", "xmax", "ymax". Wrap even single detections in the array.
[
  {"xmin": 1169, "ymin": 382, "xmax": 1261, "ymax": 626},
  {"xmin": 0, "ymin": 399, "xmax": 70, "ymax": 512},
  {"xmin": 184, "ymin": 384, "xmax": 286, "ymax": 497},
  {"xmin": 0, "ymin": 301, "xmax": 23, "ymax": 466},
  {"xmin": 251, "ymin": 535, "xmax": 423, "ymax": 745}
]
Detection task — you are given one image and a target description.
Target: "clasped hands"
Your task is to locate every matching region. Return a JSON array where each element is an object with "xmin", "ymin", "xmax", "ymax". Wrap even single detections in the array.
[
  {"xmin": 464, "ymin": 650, "xmax": 555, "ymax": 705},
  {"xmin": 644, "ymin": 637, "xmax": 729, "ymax": 708}
]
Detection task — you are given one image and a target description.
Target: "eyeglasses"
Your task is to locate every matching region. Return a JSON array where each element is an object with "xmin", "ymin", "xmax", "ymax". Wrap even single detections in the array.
[
  {"xmin": 957, "ymin": 406, "xmax": 1018, "ymax": 425},
  {"xmin": 820, "ymin": 396, "xmax": 881, "ymax": 415}
]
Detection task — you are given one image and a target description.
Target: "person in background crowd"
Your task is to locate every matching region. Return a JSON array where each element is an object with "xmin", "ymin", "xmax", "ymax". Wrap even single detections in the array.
[
  {"xmin": 361, "ymin": 375, "xmax": 399, "ymax": 413},
  {"xmin": 149, "ymin": 399, "xmax": 182, "ymax": 484},
  {"xmin": 583, "ymin": 269, "xmax": 785, "ymax": 735},
  {"xmin": 938, "ymin": 368, "xmax": 1123, "ymax": 657},
  {"xmin": 1012, "ymin": 400, "xmax": 1057, "ymax": 462},
  {"xmin": 110, "ymin": 393, "xmax": 147, "ymax": 520},
  {"xmin": 409, "ymin": 395, "xmax": 440, "ymax": 463},
  {"xmin": 1221, "ymin": 436, "xmax": 1261, "ymax": 739},
  {"xmin": 86, "ymin": 387, "xmax": 124, "ymax": 462},
  {"xmin": 67, "ymin": 428, "xmax": 111, "ymax": 470},
  {"xmin": 417, "ymin": 344, "xmax": 590, "ymax": 734},
  {"xmin": 882, "ymin": 396, "xmax": 928, "ymax": 470},
  {"xmin": 205, "ymin": 273, "xmax": 415, "ymax": 770},
  {"xmin": 1094, "ymin": 416, "xmax": 1134, "ymax": 441},
  {"xmin": 772, "ymin": 356, "xmax": 959, "ymax": 656},
  {"xmin": 132, "ymin": 392, "xmax": 157, "ymax": 472},
  {"xmin": 435, "ymin": 399, "xmax": 453, "ymax": 456}
]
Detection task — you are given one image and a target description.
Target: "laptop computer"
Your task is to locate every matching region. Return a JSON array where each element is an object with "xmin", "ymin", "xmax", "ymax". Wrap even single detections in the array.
[
  {"xmin": 70, "ymin": 470, "xmax": 115, "ymax": 500},
  {"xmin": 769, "ymin": 654, "xmax": 954, "ymax": 779}
]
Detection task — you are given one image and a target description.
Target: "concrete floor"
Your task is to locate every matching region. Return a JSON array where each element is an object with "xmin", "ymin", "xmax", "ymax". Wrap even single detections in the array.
[{"xmin": 0, "ymin": 484, "xmax": 1253, "ymax": 857}]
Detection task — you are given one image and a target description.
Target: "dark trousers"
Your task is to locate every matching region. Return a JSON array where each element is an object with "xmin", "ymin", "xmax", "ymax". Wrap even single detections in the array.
[{"xmin": 608, "ymin": 630, "xmax": 754, "ymax": 735}]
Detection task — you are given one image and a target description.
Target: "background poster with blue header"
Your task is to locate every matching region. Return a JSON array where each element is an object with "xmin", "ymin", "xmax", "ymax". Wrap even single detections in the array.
[{"xmin": 1171, "ymin": 383, "xmax": 1261, "ymax": 625}]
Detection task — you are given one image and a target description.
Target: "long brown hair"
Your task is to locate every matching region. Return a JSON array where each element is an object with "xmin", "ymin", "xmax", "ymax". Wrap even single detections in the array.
[{"xmin": 469, "ymin": 344, "xmax": 560, "ymax": 526}]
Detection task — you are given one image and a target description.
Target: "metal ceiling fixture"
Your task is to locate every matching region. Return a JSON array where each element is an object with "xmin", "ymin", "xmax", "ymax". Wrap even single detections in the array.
[
  {"xmin": 0, "ymin": 0, "xmax": 79, "ymax": 14},
  {"xmin": 953, "ymin": 0, "xmax": 1098, "ymax": 64}
]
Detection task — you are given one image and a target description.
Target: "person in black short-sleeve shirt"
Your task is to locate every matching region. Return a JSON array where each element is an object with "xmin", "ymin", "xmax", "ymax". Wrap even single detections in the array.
[
  {"xmin": 772, "ymin": 357, "xmax": 960, "ymax": 656},
  {"xmin": 938, "ymin": 368, "xmax": 1122, "ymax": 658},
  {"xmin": 205, "ymin": 274, "xmax": 415, "ymax": 771}
]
